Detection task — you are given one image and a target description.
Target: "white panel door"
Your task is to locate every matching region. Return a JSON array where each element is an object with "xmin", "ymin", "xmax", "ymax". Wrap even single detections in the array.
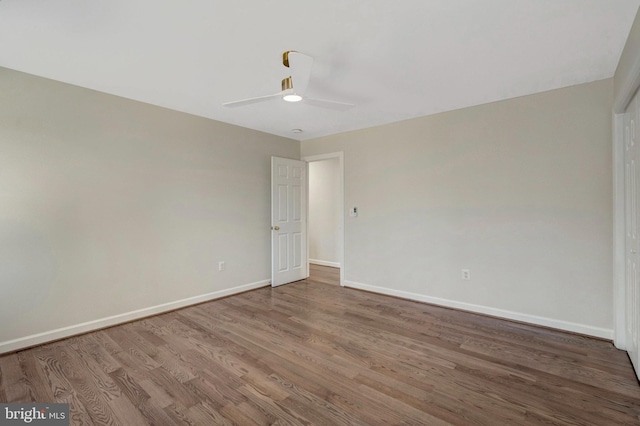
[
  {"xmin": 271, "ymin": 157, "xmax": 307, "ymax": 286},
  {"xmin": 625, "ymin": 92, "xmax": 640, "ymax": 376}
]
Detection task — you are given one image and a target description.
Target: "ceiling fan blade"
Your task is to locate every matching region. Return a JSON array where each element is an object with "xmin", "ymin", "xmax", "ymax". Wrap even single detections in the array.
[
  {"xmin": 286, "ymin": 51, "xmax": 314, "ymax": 96},
  {"xmin": 304, "ymin": 97, "xmax": 355, "ymax": 111},
  {"xmin": 223, "ymin": 93, "xmax": 282, "ymax": 108}
]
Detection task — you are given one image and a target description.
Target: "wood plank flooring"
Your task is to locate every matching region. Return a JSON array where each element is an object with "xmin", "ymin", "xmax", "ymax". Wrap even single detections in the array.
[
  {"xmin": 308, "ymin": 264, "xmax": 340, "ymax": 285},
  {"xmin": 2, "ymin": 269, "xmax": 640, "ymax": 425}
]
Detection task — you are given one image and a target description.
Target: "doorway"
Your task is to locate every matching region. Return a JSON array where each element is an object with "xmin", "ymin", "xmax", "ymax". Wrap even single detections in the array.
[{"xmin": 304, "ymin": 152, "xmax": 344, "ymax": 286}]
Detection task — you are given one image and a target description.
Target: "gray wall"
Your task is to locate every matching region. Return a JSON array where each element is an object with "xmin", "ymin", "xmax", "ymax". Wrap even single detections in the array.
[
  {"xmin": 0, "ymin": 66, "xmax": 616, "ymax": 350},
  {"xmin": 0, "ymin": 67, "xmax": 298, "ymax": 351},
  {"xmin": 302, "ymin": 79, "xmax": 613, "ymax": 337}
]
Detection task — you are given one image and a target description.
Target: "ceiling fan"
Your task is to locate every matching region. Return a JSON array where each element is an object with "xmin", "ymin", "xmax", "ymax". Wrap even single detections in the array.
[{"xmin": 223, "ymin": 51, "xmax": 354, "ymax": 111}]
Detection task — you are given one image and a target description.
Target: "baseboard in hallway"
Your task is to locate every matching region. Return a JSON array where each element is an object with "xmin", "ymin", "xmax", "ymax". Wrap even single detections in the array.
[{"xmin": 309, "ymin": 259, "xmax": 340, "ymax": 268}]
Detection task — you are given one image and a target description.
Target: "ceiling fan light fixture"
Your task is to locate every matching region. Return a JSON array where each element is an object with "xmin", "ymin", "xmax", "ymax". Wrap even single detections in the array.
[
  {"xmin": 283, "ymin": 93, "xmax": 302, "ymax": 102},
  {"xmin": 281, "ymin": 77, "xmax": 301, "ymax": 102},
  {"xmin": 223, "ymin": 52, "xmax": 354, "ymax": 110}
]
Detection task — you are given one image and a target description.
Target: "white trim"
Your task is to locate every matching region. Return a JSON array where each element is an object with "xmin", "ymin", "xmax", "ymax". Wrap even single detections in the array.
[
  {"xmin": 303, "ymin": 152, "xmax": 345, "ymax": 287},
  {"xmin": 309, "ymin": 259, "xmax": 341, "ymax": 268},
  {"xmin": 613, "ymin": 112, "xmax": 627, "ymax": 349},
  {"xmin": 344, "ymin": 280, "xmax": 613, "ymax": 340},
  {"xmin": 0, "ymin": 279, "xmax": 270, "ymax": 355},
  {"xmin": 304, "ymin": 153, "xmax": 344, "ymax": 162}
]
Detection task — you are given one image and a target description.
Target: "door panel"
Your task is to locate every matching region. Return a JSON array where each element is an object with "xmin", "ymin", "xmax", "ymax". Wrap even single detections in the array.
[
  {"xmin": 625, "ymin": 93, "xmax": 640, "ymax": 376},
  {"xmin": 271, "ymin": 157, "xmax": 307, "ymax": 286}
]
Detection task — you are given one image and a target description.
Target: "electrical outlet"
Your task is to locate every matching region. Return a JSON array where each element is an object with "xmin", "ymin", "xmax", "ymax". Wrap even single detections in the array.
[
  {"xmin": 218, "ymin": 261, "xmax": 226, "ymax": 271},
  {"xmin": 461, "ymin": 269, "xmax": 470, "ymax": 280}
]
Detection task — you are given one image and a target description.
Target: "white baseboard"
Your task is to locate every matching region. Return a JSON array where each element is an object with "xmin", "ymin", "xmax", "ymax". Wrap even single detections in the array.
[
  {"xmin": 0, "ymin": 279, "xmax": 270, "ymax": 354},
  {"xmin": 309, "ymin": 259, "xmax": 341, "ymax": 268},
  {"xmin": 343, "ymin": 280, "xmax": 613, "ymax": 340}
]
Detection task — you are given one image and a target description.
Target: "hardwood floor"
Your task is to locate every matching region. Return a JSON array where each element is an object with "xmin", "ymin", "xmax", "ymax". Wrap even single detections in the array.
[
  {"xmin": 308, "ymin": 264, "xmax": 340, "ymax": 285},
  {"xmin": 2, "ymin": 272, "xmax": 640, "ymax": 425}
]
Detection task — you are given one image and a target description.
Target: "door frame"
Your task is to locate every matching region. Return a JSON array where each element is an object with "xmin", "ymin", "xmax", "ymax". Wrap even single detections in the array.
[
  {"xmin": 614, "ymin": 112, "xmax": 626, "ymax": 349},
  {"xmin": 303, "ymin": 152, "xmax": 345, "ymax": 286}
]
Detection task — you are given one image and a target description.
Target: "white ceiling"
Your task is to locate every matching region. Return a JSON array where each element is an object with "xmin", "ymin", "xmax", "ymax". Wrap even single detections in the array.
[{"xmin": 1, "ymin": 1, "xmax": 638, "ymax": 141}]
